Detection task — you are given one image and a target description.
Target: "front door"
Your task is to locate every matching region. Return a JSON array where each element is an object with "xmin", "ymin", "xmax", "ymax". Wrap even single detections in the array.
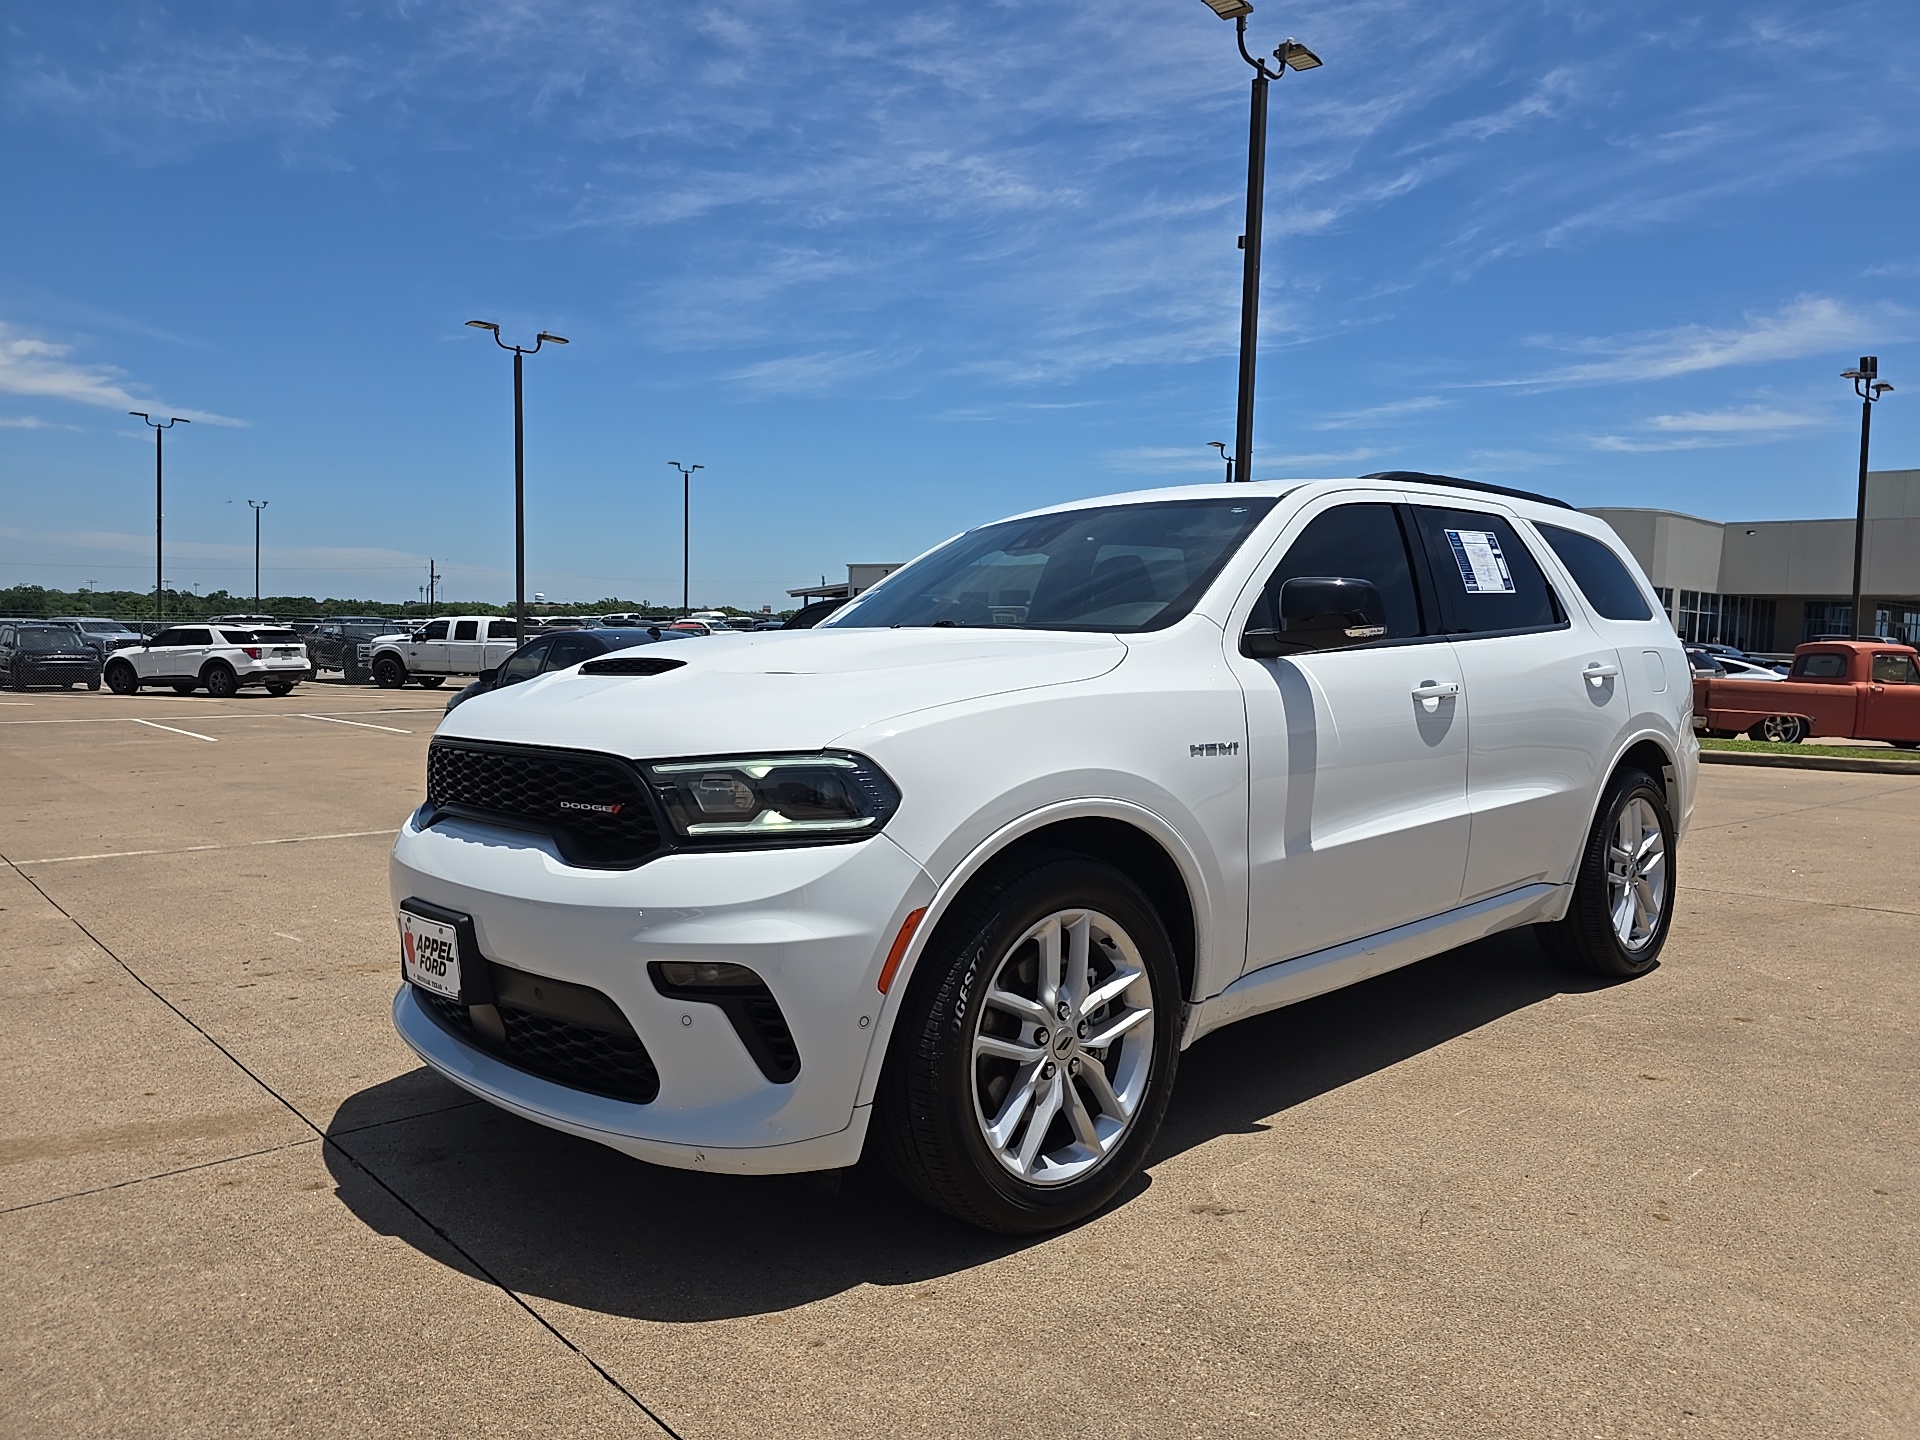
[
  {"xmin": 1862, "ymin": 650, "xmax": 1920, "ymax": 741},
  {"xmin": 1229, "ymin": 498, "xmax": 1471, "ymax": 971},
  {"xmin": 133, "ymin": 626, "xmax": 213, "ymax": 681},
  {"xmin": 1407, "ymin": 505, "xmax": 1623, "ymax": 903}
]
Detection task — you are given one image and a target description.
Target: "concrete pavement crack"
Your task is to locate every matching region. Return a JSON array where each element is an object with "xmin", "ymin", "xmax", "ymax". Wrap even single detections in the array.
[
  {"xmin": 0, "ymin": 1137, "xmax": 319, "ymax": 1216},
  {"xmin": 0, "ymin": 848, "xmax": 682, "ymax": 1439}
]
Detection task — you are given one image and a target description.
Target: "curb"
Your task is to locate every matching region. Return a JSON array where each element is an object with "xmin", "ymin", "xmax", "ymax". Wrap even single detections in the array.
[{"xmin": 1699, "ymin": 749, "xmax": 1920, "ymax": 776}]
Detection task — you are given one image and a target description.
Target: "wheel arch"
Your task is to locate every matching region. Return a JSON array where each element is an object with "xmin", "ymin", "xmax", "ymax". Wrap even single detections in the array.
[
  {"xmin": 854, "ymin": 801, "xmax": 1212, "ymax": 1113},
  {"xmin": 199, "ymin": 656, "xmax": 237, "ymax": 680}
]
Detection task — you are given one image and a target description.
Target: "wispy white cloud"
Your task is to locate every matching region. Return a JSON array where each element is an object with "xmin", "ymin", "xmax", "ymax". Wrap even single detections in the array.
[
  {"xmin": 721, "ymin": 348, "xmax": 908, "ymax": 398},
  {"xmin": 0, "ymin": 414, "xmax": 83, "ymax": 431},
  {"xmin": 1589, "ymin": 401, "xmax": 1833, "ymax": 452},
  {"xmin": 1482, "ymin": 296, "xmax": 1901, "ymax": 389},
  {"xmin": 1313, "ymin": 395, "xmax": 1447, "ymax": 429},
  {"xmin": 0, "ymin": 322, "xmax": 242, "ymax": 424},
  {"xmin": 1103, "ymin": 446, "xmax": 1225, "ymax": 475}
]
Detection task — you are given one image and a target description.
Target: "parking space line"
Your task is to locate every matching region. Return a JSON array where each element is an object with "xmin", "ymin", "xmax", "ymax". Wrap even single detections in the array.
[
  {"xmin": 19, "ymin": 829, "xmax": 395, "ymax": 866},
  {"xmin": 297, "ymin": 713, "xmax": 413, "ymax": 735},
  {"xmin": 131, "ymin": 718, "xmax": 218, "ymax": 743}
]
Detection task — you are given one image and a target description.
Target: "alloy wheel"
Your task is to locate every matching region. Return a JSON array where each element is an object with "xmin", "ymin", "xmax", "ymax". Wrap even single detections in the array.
[
  {"xmin": 1605, "ymin": 796, "xmax": 1668, "ymax": 952},
  {"xmin": 968, "ymin": 907, "xmax": 1155, "ymax": 1187}
]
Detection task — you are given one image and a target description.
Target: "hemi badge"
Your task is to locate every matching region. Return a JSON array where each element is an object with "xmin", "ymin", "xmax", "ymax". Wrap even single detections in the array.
[{"xmin": 1189, "ymin": 742, "xmax": 1240, "ymax": 757}]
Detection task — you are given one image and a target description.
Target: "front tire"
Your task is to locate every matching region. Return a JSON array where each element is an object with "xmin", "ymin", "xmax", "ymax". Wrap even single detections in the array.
[
  {"xmin": 265, "ymin": 680, "xmax": 295, "ymax": 696},
  {"xmin": 1538, "ymin": 767, "xmax": 1675, "ymax": 979},
  {"xmin": 172, "ymin": 682, "xmax": 198, "ymax": 696},
  {"xmin": 1750, "ymin": 715, "xmax": 1808, "ymax": 744},
  {"xmin": 415, "ymin": 675, "xmax": 445, "ymax": 689},
  {"xmin": 372, "ymin": 656, "xmax": 407, "ymax": 689},
  {"xmin": 875, "ymin": 855, "xmax": 1180, "ymax": 1233}
]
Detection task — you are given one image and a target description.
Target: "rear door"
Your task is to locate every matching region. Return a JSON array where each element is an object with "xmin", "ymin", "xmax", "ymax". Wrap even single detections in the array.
[
  {"xmin": 1409, "ymin": 505, "xmax": 1626, "ymax": 904},
  {"xmin": 134, "ymin": 626, "xmax": 212, "ymax": 680}
]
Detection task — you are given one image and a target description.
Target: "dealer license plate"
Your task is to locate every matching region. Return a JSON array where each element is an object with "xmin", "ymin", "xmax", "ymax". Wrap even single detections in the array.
[{"xmin": 400, "ymin": 910, "xmax": 461, "ymax": 999}]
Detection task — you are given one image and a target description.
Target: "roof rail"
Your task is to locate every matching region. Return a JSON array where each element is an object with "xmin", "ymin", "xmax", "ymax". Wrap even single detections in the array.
[{"xmin": 1359, "ymin": 470, "xmax": 1573, "ymax": 511}]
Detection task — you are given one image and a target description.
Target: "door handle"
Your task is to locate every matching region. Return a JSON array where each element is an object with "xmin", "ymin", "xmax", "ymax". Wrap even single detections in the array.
[
  {"xmin": 1583, "ymin": 662, "xmax": 1620, "ymax": 684},
  {"xmin": 1410, "ymin": 681, "xmax": 1459, "ymax": 699}
]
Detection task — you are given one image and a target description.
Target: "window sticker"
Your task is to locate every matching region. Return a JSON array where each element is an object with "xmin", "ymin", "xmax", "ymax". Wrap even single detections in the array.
[{"xmin": 1444, "ymin": 528, "xmax": 1516, "ymax": 594}]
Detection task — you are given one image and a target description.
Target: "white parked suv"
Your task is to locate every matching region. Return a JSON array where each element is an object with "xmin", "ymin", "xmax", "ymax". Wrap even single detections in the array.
[
  {"xmin": 369, "ymin": 616, "xmax": 521, "ymax": 689},
  {"xmin": 390, "ymin": 473, "xmax": 1695, "ymax": 1231},
  {"xmin": 105, "ymin": 624, "xmax": 309, "ymax": 697}
]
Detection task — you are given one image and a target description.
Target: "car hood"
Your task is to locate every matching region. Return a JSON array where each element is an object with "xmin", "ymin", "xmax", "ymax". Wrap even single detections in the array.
[{"xmin": 435, "ymin": 628, "xmax": 1128, "ymax": 757}]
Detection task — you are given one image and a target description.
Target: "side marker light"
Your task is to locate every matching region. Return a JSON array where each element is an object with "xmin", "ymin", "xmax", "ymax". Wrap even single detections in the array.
[{"xmin": 877, "ymin": 907, "xmax": 927, "ymax": 995}]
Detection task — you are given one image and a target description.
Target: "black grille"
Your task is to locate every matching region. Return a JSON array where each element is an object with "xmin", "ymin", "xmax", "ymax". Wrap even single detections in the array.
[
  {"xmin": 427, "ymin": 740, "xmax": 661, "ymax": 868},
  {"xmin": 578, "ymin": 655, "xmax": 686, "ymax": 677},
  {"xmin": 13, "ymin": 655, "xmax": 101, "ymax": 686},
  {"xmin": 417, "ymin": 991, "xmax": 661, "ymax": 1104}
]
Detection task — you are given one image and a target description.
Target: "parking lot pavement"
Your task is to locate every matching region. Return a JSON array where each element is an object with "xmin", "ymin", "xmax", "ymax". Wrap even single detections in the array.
[{"xmin": 3, "ymin": 690, "xmax": 1915, "ymax": 1438}]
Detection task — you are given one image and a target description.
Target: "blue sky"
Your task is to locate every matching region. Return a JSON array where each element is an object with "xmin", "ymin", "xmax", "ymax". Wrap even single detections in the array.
[{"xmin": 2, "ymin": 0, "xmax": 1916, "ymax": 610}]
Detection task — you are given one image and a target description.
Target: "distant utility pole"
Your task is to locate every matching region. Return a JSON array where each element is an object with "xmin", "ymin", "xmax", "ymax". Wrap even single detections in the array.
[
  {"xmin": 130, "ymin": 412, "xmax": 190, "ymax": 624},
  {"xmin": 1842, "ymin": 356, "xmax": 1896, "ymax": 638},
  {"xmin": 669, "ymin": 461, "xmax": 704, "ymax": 614},
  {"xmin": 426, "ymin": 557, "xmax": 440, "ymax": 615},
  {"xmin": 246, "ymin": 499, "xmax": 268, "ymax": 610}
]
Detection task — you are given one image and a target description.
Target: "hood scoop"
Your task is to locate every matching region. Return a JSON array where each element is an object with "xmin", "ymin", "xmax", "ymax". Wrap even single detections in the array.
[{"xmin": 578, "ymin": 655, "xmax": 688, "ymax": 677}]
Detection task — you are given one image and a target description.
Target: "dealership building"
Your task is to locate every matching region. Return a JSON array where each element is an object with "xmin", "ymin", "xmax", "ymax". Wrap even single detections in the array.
[{"xmin": 1587, "ymin": 468, "xmax": 1920, "ymax": 655}]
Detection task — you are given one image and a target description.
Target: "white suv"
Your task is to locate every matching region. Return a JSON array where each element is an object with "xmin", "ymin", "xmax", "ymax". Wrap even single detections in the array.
[
  {"xmin": 390, "ymin": 474, "xmax": 1695, "ymax": 1231},
  {"xmin": 105, "ymin": 624, "xmax": 309, "ymax": 697}
]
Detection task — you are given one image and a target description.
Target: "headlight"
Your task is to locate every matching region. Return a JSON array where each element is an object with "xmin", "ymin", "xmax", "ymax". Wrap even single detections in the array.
[{"xmin": 643, "ymin": 752, "xmax": 900, "ymax": 846}]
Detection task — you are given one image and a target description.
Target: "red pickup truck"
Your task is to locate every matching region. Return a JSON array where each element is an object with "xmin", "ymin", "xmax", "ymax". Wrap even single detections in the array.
[{"xmin": 1694, "ymin": 639, "xmax": 1920, "ymax": 747}]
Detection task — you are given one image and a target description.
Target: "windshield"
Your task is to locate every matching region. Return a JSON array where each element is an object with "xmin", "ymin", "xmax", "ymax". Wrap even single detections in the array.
[
  {"xmin": 828, "ymin": 497, "xmax": 1276, "ymax": 633},
  {"xmin": 18, "ymin": 629, "xmax": 74, "ymax": 650}
]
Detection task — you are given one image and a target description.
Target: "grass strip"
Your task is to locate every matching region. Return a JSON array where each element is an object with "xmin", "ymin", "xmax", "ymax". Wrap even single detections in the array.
[{"xmin": 1699, "ymin": 737, "xmax": 1920, "ymax": 762}]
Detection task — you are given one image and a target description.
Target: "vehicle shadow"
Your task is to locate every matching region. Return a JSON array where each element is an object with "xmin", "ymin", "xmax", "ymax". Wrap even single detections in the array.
[{"xmin": 323, "ymin": 927, "xmax": 1616, "ymax": 1322}]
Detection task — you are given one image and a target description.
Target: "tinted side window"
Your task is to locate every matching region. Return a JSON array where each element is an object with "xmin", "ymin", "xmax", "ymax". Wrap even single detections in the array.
[
  {"xmin": 488, "ymin": 620, "xmax": 519, "ymax": 640},
  {"xmin": 1536, "ymin": 524, "xmax": 1653, "ymax": 621},
  {"xmin": 497, "ymin": 639, "xmax": 550, "ymax": 684},
  {"xmin": 453, "ymin": 620, "xmax": 479, "ymax": 641},
  {"xmin": 1793, "ymin": 653, "xmax": 1848, "ymax": 679},
  {"xmin": 1254, "ymin": 503, "xmax": 1424, "ymax": 640},
  {"xmin": 1411, "ymin": 507, "xmax": 1561, "ymax": 636},
  {"xmin": 544, "ymin": 636, "xmax": 598, "ymax": 670},
  {"xmin": 421, "ymin": 621, "xmax": 450, "ymax": 641},
  {"xmin": 1872, "ymin": 652, "xmax": 1920, "ymax": 684}
]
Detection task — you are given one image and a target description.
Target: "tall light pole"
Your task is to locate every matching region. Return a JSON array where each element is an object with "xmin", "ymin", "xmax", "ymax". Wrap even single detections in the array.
[
  {"xmin": 1842, "ymin": 356, "xmax": 1895, "ymax": 638},
  {"xmin": 130, "ymin": 412, "xmax": 190, "ymax": 625},
  {"xmin": 1200, "ymin": 0, "xmax": 1320, "ymax": 483},
  {"xmin": 466, "ymin": 320, "xmax": 569, "ymax": 642},
  {"xmin": 669, "ymin": 461, "xmax": 704, "ymax": 615},
  {"xmin": 246, "ymin": 499, "xmax": 268, "ymax": 611}
]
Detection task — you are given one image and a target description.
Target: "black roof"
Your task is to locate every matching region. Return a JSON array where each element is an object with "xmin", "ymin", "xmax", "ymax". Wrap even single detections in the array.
[{"xmin": 1359, "ymin": 471, "xmax": 1573, "ymax": 511}]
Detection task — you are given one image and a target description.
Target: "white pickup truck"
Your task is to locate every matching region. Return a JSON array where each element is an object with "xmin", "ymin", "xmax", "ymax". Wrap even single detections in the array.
[{"xmin": 368, "ymin": 616, "xmax": 522, "ymax": 689}]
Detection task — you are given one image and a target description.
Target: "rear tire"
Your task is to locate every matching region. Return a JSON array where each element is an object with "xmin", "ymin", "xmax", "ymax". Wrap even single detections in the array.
[
  {"xmin": 875, "ymin": 855, "xmax": 1180, "ymax": 1233},
  {"xmin": 87, "ymin": 675, "xmax": 102, "ymax": 691},
  {"xmin": 1749, "ymin": 715, "xmax": 1808, "ymax": 744},
  {"xmin": 1538, "ymin": 767, "xmax": 1675, "ymax": 979},
  {"xmin": 416, "ymin": 675, "xmax": 445, "ymax": 689},
  {"xmin": 372, "ymin": 656, "xmax": 407, "ymax": 689},
  {"xmin": 1893, "ymin": 740, "xmax": 1920, "ymax": 751},
  {"xmin": 172, "ymin": 682, "xmax": 198, "ymax": 696},
  {"xmin": 265, "ymin": 680, "xmax": 295, "ymax": 696},
  {"xmin": 203, "ymin": 663, "xmax": 239, "ymax": 699}
]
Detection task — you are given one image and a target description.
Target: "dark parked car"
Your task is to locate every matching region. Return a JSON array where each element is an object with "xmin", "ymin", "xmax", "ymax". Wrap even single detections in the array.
[
  {"xmin": 444, "ymin": 626, "xmax": 694, "ymax": 713},
  {"xmin": 306, "ymin": 618, "xmax": 406, "ymax": 682},
  {"xmin": 782, "ymin": 597, "xmax": 848, "ymax": 629},
  {"xmin": 1, "ymin": 622, "xmax": 105, "ymax": 690}
]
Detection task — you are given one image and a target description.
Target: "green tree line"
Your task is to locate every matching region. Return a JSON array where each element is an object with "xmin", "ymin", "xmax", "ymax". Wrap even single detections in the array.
[{"xmin": 0, "ymin": 585, "xmax": 688, "ymax": 621}]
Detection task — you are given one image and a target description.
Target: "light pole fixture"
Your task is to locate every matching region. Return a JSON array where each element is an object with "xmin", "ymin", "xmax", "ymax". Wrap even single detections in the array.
[
  {"xmin": 1841, "ymin": 355, "xmax": 1895, "ymax": 638},
  {"xmin": 1208, "ymin": 440, "xmax": 1235, "ymax": 483},
  {"xmin": 246, "ymin": 499, "xmax": 268, "ymax": 611},
  {"xmin": 467, "ymin": 320, "xmax": 570, "ymax": 642},
  {"xmin": 1200, "ymin": 0, "xmax": 1320, "ymax": 482},
  {"xmin": 130, "ymin": 412, "xmax": 190, "ymax": 625},
  {"xmin": 668, "ymin": 461, "xmax": 704, "ymax": 615}
]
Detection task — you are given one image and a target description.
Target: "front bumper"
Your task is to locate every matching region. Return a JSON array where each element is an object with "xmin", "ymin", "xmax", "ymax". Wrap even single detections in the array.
[{"xmin": 388, "ymin": 811, "xmax": 935, "ymax": 1171}]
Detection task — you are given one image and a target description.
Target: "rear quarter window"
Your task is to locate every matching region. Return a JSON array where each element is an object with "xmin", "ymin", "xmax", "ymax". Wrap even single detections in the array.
[
  {"xmin": 1410, "ymin": 506, "xmax": 1563, "ymax": 636},
  {"xmin": 1535, "ymin": 524, "xmax": 1654, "ymax": 621}
]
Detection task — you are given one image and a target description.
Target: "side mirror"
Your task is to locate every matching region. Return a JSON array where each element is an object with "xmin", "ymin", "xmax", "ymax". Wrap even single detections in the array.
[
  {"xmin": 1242, "ymin": 577, "xmax": 1387, "ymax": 658},
  {"xmin": 477, "ymin": 668, "xmax": 498, "ymax": 685}
]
